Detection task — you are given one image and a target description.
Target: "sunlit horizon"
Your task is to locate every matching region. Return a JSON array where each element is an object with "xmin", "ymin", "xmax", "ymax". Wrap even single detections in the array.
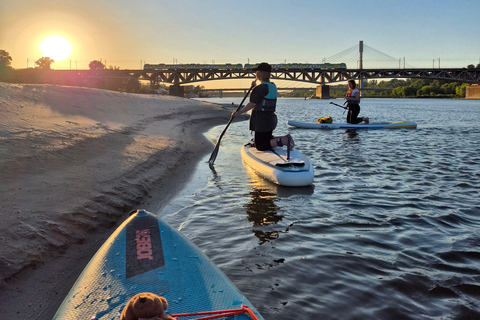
[
  {"xmin": 2, "ymin": 1, "xmax": 479, "ymax": 75},
  {"xmin": 39, "ymin": 35, "xmax": 73, "ymax": 62}
]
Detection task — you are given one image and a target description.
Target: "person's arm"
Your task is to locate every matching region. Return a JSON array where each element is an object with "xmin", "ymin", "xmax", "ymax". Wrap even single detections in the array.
[
  {"xmin": 232, "ymin": 80, "xmax": 260, "ymax": 117},
  {"xmin": 234, "ymin": 101, "xmax": 255, "ymax": 116}
]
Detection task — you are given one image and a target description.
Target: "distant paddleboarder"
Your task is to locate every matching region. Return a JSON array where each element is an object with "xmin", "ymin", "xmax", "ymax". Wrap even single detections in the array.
[
  {"xmin": 232, "ymin": 62, "xmax": 294, "ymax": 151},
  {"xmin": 345, "ymin": 79, "xmax": 369, "ymax": 124}
]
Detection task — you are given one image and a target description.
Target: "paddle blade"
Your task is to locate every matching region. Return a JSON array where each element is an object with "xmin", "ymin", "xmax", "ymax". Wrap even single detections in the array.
[
  {"xmin": 208, "ymin": 118, "xmax": 230, "ymax": 167},
  {"xmin": 208, "ymin": 143, "xmax": 220, "ymax": 167}
]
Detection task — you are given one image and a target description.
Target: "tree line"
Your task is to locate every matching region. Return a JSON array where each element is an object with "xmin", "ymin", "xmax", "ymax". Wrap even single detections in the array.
[
  {"xmin": 287, "ymin": 78, "xmax": 472, "ymax": 99},
  {"xmin": 336, "ymin": 78, "xmax": 469, "ymax": 98},
  {"xmin": 0, "ymin": 50, "xmax": 160, "ymax": 93}
]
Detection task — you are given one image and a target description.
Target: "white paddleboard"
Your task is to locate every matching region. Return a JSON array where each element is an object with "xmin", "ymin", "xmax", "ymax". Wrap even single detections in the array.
[{"xmin": 241, "ymin": 144, "xmax": 314, "ymax": 187}]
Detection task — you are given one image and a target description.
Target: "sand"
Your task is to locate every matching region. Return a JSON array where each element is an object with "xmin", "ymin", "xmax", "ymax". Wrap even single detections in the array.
[{"xmin": 0, "ymin": 83, "xmax": 232, "ymax": 319}]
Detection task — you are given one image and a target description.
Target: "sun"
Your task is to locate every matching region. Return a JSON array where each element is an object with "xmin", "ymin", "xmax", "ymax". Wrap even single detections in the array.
[{"xmin": 39, "ymin": 35, "xmax": 73, "ymax": 61}]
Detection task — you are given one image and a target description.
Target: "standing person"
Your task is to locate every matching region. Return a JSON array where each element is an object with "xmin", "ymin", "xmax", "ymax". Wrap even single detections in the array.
[
  {"xmin": 232, "ymin": 62, "xmax": 294, "ymax": 151},
  {"xmin": 345, "ymin": 79, "xmax": 369, "ymax": 124}
]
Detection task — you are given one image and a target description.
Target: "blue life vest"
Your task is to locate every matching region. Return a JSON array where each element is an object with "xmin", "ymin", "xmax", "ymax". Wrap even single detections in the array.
[{"xmin": 255, "ymin": 82, "xmax": 277, "ymax": 112}]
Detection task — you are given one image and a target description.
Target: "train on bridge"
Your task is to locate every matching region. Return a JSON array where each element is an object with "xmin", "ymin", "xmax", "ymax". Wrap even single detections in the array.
[{"xmin": 143, "ymin": 62, "xmax": 347, "ymax": 71}]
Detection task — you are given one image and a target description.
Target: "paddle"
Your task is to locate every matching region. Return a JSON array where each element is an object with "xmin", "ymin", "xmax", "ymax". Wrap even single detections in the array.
[
  {"xmin": 329, "ymin": 101, "xmax": 348, "ymax": 110},
  {"xmin": 208, "ymin": 85, "xmax": 254, "ymax": 167},
  {"xmin": 329, "ymin": 101, "xmax": 348, "ymax": 115}
]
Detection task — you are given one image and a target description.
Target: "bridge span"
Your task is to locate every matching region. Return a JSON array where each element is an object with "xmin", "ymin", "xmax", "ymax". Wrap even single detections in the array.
[
  {"xmin": 87, "ymin": 67, "xmax": 479, "ymax": 86},
  {"xmin": 43, "ymin": 66, "xmax": 479, "ymax": 98},
  {"xmin": 45, "ymin": 65, "xmax": 480, "ymax": 86}
]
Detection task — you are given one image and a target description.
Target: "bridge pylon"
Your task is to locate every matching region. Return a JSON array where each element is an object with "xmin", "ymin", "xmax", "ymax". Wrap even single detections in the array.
[
  {"xmin": 169, "ymin": 84, "xmax": 184, "ymax": 97},
  {"xmin": 315, "ymin": 85, "xmax": 330, "ymax": 99},
  {"xmin": 466, "ymin": 84, "xmax": 480, "ymax": 99},
  {"xmin": 359, "ymin": 40, "xmax": 364, "ymax": 93}
]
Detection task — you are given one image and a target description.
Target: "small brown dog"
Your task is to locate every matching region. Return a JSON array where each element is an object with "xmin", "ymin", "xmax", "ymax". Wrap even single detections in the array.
[{"xmin": 120, "ymin": 292, "xmax": 176, "ymax": 320}]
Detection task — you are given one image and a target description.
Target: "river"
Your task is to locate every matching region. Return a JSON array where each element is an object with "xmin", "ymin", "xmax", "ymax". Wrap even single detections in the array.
[{"xmin": 151, "ymin": 98, "xmax": 480, "ymax": 320}]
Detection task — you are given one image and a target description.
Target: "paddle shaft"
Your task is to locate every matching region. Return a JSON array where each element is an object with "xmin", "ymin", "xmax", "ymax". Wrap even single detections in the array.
[
  {"xmin": 208, "ymin": 86, "xmax": 254, "ymax": 166},
  {"xmin": 329, "ymin": 101, "xmax": 348, "ymax": 109},
  {"xmin": 286, "ymin": 136, "xmax": 291, "ymax": 160}
]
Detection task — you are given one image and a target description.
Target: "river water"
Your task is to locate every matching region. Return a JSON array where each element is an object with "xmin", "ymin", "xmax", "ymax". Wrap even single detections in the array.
[{"xmin": 151, "ymin": 98, "xmax": 480, "ymax": 320}]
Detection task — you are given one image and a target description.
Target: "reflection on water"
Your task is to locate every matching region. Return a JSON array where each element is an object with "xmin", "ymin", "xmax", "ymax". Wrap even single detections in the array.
[
  {"xmin": 244, "ymin": 168, "xmax": 283, "ymax": 244},
  {"xmin": 244, "ymin": 184, "xmax": 281, "ymax": 226},
  {"xmin": 344, "ymin": 129, "xmax": 359, "ymax": 139},
  {"xmin": 243, "ymin": 167, "xmax": 316, "ymax": 244}
]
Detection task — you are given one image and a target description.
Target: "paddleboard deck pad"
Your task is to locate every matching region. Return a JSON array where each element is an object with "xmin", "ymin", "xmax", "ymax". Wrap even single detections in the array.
[
  {"xmin": 287, "ymin": 120, "xmax": 417, "ymax": 129},
  {"xmin": 53, "ymin": 209, "xmax": 263, "ymax": 320},
  {"xmin": 241, "ymin": 144, "xmax": 314, "ymax": 187}
]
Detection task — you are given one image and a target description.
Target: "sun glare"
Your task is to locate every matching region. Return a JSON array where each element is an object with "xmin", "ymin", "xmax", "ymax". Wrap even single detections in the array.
[{"xmin": 39, "ymin": 35, "xmax": 73, "ymax": 61}]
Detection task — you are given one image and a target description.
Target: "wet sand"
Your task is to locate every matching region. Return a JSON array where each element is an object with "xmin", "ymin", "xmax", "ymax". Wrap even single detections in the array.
[{"xmin": 0, "ymin": 83, "xmax": 232, "ymax": 319}]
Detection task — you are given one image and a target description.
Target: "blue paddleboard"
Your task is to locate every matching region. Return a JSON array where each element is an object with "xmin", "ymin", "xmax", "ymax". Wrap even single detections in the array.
[
  {"xmin": 53, "ymin": 209, "xmax": 263, "ymax": 320},
  {"xmin": 287, "ymin": 119, "xmax": 417, "ymax": 129}
]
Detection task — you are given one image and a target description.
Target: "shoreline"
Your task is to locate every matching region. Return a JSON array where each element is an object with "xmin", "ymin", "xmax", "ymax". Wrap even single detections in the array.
[{"xmin": 0, "ymin": 83, "xmax": 233, "ymax": 319}]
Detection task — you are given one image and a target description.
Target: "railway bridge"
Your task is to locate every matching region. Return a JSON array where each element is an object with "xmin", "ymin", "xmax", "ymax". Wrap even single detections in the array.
[
  {"xmin": 29, "ymin": 41, "xmax": 480, "ymax": 97},
  {"xmin": 133, "ymin": 41, "xmax": 480, "ymax": 97},
  {"xmin": 55, "ymin": 66, "xmax": 479, "ymax": 97},
  {"xmin": 132, "ymin": 66, "xmax": 480, "ymax": 97}
]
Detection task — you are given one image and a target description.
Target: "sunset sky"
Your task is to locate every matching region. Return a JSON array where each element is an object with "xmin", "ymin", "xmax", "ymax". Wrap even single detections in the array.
[{"xmin": 1, "ymin": 0, "xmax": 479, "ymax": 72}]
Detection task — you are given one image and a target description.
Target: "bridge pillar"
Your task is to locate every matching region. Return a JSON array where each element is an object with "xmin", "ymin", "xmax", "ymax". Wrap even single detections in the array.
[
  {"xmin": 466, "ymin": 84, "xmax": 480, "ymax": 99},
  {"xmin": 316, "ymin": 85, "xmax": 330, "ymax": 99},
  {"xmin": 169, "ymin": 84, "xmax": 184, "ymax": 97},
  {"xmin": 219, "ymin": 90, "xmax": 223, "ymax": 98}
]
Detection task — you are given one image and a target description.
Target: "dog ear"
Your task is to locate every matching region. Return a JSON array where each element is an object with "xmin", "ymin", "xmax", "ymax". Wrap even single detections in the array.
[
  {"xmin": 159, "ymin": 296, "xmax": 168, "ymax": 310},
  {"xmin": 120, "ymin": 299, "xmax": 135, "ymax": 320}
]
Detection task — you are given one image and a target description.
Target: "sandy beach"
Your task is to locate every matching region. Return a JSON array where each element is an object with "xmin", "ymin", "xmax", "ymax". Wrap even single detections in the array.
[{"xmin": 0, "ymin": 83, "xmax": 233, "ymax": 319}]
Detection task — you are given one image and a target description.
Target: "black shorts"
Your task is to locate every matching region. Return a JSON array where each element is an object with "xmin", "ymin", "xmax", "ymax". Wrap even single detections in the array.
[
  {"xmin": 347, "ymin": 103, "xmax": 361, "ymax": 124},
  {"xmin": 254, "ymin": 131, "xmax": 273, "ymax": 151}
]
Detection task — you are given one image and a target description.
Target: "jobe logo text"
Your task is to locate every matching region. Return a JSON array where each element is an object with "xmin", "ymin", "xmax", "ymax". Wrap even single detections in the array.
[{"xmin": 136, "ymin": 229, "xmax": 153, "ymax": 260}]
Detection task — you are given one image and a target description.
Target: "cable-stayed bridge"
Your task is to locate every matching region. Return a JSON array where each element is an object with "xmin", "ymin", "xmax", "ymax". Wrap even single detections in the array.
[{"xmin": 134, "ymin": 41, "xmax": 479, "ymax": 86}]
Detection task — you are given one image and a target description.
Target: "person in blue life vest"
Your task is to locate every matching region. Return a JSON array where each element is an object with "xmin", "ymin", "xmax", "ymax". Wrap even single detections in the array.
[
  {"xmin": 345, "ymin": 79, "xmax": 369, "ymax": 124},
  {"xmin": 232, "ymin": 62, "xmax": 295, "ymax": 151}
]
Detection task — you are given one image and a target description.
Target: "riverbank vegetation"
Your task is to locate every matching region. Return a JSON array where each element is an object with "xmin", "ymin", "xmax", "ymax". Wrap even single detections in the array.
[
  {"xmin": 0, "ymin": 50, "xmax": 205, "ymax": 96},
  {"xmin": 287, "ymin": 78, "xmax": 471, "ymax": 99},
  {"xmin": 336, "ymin": 79, "xmax": 469, "ymax": 98}
]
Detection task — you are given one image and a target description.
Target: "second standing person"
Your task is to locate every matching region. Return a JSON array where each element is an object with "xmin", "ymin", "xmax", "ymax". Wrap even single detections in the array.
[{"xmin": 345, "ymin": 79, "xmax": 369, "ymax": 124}]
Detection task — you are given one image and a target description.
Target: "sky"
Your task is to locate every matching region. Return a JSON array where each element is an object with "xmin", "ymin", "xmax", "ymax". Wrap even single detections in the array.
[{"xmin": 1, "ymin": 0, "xmax": 479, "ymax": 86}]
